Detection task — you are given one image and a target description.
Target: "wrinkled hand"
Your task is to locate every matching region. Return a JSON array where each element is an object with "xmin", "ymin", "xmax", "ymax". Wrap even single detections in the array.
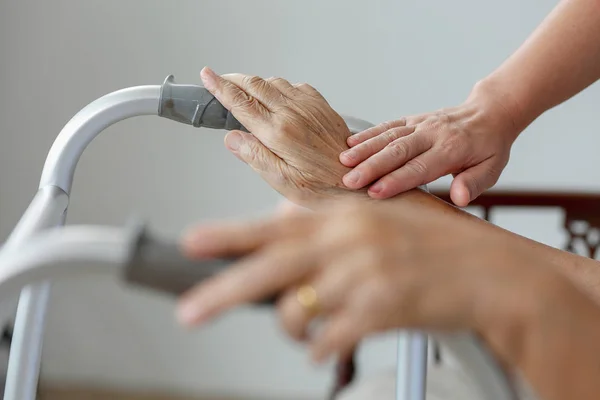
[
  {"xmin": 200, "ymin": 67, "xmax": 362, "ymax": 208},
  {"xmin": 340, "ymin": 83, "xmax": 524, "ymax": 206},
  {"xmin": 176, "ymin": 196, "xmax": 561, "ymax": 365}
]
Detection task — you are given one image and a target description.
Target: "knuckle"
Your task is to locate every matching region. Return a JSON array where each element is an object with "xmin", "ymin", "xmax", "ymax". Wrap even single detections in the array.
[
  {"xmin": 484, "ymin": 164, "xmax": 503, "ymax": 186},
  {"xmin": 298, "ymin": 82, "xmax": 317, "ymax": 91},
  {"xmin": 404, "ymin": 158, "xmax": 428, "ymax": 176},
  {"xmin": 380, "ymin": 120, "xmax": 395, "ymax": 131},
  {"xmin": 385, "ymin": 140, "xmax": 408, "ymax": 159},
  {"xmin": 296, "ymin": 82, "xmax": 322, "ymax": 97},
  {"xmin": 243, "ymin": 75, "xmax": 264, "ymax": 89},
  {"xmin": 240, "ymin": 139, "xmax": 260, "ymax": 163},
  {"xmin": 383, "ymin": 128, "xmax": 400, "ymax": 143},
  {"xmin": 272, "ymin": 77, "xmax": 290, "ymax": 86},
  {"xmin": 231, "ymin": 89, "xmax": 257, "ymax": 108},
  {"xmin": 439, "ymin": 136, "xmax": 461, "ymax": 155}
]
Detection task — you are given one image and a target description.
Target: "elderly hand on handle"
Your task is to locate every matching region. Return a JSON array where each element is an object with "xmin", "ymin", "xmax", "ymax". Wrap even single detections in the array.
[{"xmin": 199, "ymin": 67, "xmax": 364, "ymax": 209}]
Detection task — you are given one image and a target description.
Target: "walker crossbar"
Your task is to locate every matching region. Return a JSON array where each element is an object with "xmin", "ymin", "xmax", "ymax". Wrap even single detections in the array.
[{"xmin": 0, "ymin": 76, "xmax": 520, "ymax": 400}]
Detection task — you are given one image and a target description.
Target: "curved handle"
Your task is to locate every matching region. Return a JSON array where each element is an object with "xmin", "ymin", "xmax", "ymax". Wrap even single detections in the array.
[
  {"xmin": 122, "ymin": 224, "xmax": 277, "ymax": 305},
  {"xmin": 158, "ymin": 76, "xmax": 378, "ymax": 136},
  {"xmin": 159, "ymin": 75, "xmax": 246, "ymax": 131}
]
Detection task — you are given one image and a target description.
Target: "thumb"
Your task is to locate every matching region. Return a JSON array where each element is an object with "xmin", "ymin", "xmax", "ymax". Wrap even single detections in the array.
[
  {"xmin": 225, "ymin": 130, "xmax": 291, "ymax": 186},
  {"xmin": 225, "ymin": 130, "xmax": 277, "ymax": 170},
  {"xmin": 450, "ymin": 159, "xmax": 501, "ymax": 207}
]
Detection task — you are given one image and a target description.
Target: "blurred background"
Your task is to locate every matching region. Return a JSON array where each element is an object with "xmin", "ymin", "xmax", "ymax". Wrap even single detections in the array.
[{"xmin": 0, "ymin": 0, "xmax": 599, "ymax": 399}]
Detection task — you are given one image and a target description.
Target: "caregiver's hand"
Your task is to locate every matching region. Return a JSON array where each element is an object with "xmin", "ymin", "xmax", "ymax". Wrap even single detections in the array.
[
  {"xmin": 340, "ymin": 82, "xmax": 526, "ymax": 206},
  {"xmin": 199, "ymin": 67, "xmax": 361, "ymax": 208},
  {"xmin": 176, "ymin": 199, "xmax": 570, "ymax": 367}
]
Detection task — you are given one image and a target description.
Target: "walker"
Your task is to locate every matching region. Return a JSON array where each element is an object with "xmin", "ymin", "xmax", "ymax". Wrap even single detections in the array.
[{"xmin": 0, "ymin": 76, "xmax": 520, "ymax": 400}]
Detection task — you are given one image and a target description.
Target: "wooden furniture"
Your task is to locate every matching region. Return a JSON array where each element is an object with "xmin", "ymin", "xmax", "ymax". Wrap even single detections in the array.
[{"xmin": 430, "ymin": 190, "xmax": 600, "ymax": 259}]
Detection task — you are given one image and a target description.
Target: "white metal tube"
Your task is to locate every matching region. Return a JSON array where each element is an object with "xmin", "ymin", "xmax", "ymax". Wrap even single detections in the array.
[
  {"xmin": 3, "ymin": 187, "xmax": 69, "ymax": 248},
  {"xmin": 3, "ymin": 226, "xmax": 128, "ymax": 400},
  {"xmin": 2, "ymin": 186, "xmax": 68, "ymax": 400},
  {"xmin": 0, "ymin": 227, "xmax": 128, "ymax": 311},
  {"xmin": 0, "ymin": 186, "xmax": 68, "ymax": 325},
  {"xmin": 396, "ymin": 332, "xmax": 428, "ymax": 400},
  {"xmin": 5, "ymin": 85, "xmax": 161, "ymax": 400},
  {"xmin": 39, "ymin": 85, "xmax": 161, "ymax": 194}
]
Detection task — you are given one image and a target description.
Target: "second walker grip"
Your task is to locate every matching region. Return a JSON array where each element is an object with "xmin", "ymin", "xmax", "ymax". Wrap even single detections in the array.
[
  {"xmin": 158, "ymin": 75, "xmax": 247, "ymax": 131},
  {"xmin": 123, "ymin": 225, "xmax": 277, "ymax": 305}
]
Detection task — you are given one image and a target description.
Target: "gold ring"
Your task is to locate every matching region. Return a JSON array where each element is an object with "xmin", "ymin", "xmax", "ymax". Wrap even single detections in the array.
[{"xmin": 296, "ymin": 285, "xmax": 320, "ymax": 315}]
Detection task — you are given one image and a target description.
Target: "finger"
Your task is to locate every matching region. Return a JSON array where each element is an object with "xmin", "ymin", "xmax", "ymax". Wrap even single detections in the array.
[
  {"xmin": 277, "ymin": 258, "xmax": 365, "ymax": 341},
  {"xmin": 450, "ymin": 157, "xmax": 503, "ymax": 207},
  {"xmin": 221, "ymin": 73, "xmax": 286, "ymax": 111},
  {"xmin": 182, "ymin": 219, "xmax": 271, "ymax": 259},
  {"xmin": 310, "ymin": 311, "xmax": 367, "ymax": 363},
  {"xmin": 177, "ymin": 240, "xmax": 316, "ymax": 327},
  {"xmin": 182, "ymin": 209, "xmax": 312, "ymax": 259},
  {"xmin": 367, "ymin": 148, "xmax": 445, "ymax": 199},
  {"xmin": 200, "ymin": 67, "xmax": 269, "ymax": 131},
  {"xmin": 340, "ymin": 125, "xmax": 416, "ymax": 167},
  {"xmin": 346, "ymin": 119, "xmax": 407, "ymax": 147},
  {"xmin": 224, "ymin": 130, "xmax": 279, "ymax": 170},
  {"xmin": 276, "ymin": 289, "xmax": 317, "ymax": 342},
  {"xmin": 342, "ymin": 133, "xmax": 430, "ymax": 189}
]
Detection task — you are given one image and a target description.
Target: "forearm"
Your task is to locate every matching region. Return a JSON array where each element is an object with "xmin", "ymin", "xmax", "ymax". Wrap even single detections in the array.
[
  {"xmin": 322, "ymin": 188, "xmax": 600, "ymax": 399},
  {"xmin": 476, "ymin": 0, "xmax": 600, "ymax": 132},
  {"xmin": 372, "ymin": 188, "xmax": 600, "ymax": 303},
  {"xmin": 515, "ymin": 235, "xmax": 600, "ymax": 304},
  {"xmin": 492, "ymin": 270, "xmax": 600, "ymax": 400}
]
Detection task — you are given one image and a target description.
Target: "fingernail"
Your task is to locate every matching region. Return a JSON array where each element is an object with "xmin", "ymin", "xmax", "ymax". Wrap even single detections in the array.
[
  {"xmin": 225, "ymin": 131, "xmax": 243, "ymax": 151},
  {"xmin": 181, "ymin": 230, "xmax": 215, "ymax": 257},
  {"xmin": 369, "ymin": 181, "xmax": 383, "ymax": 194},
  {"xmin": 200, "ymin": 67, "xmax": 218, "ymax": 91},
  {"xmin": 177, "ymin": 301, "xmax": 205, "ymax": 327},
  {"xmin": 343, "ymin": 170, "xmax": 360, "ymax": 185},
  {"xmin": 341, "ymin": 149, "xmax": 356, "ymax": 161}
]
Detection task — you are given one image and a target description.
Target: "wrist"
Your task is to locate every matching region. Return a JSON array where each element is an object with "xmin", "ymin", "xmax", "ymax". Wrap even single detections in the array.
[
  {"xmin": 468, "ymin": 76, "xmax": 536, "ymax": 142},
  {"xmin": 304, "ymin": 186, "xmax": 430, "ymax": 211}
]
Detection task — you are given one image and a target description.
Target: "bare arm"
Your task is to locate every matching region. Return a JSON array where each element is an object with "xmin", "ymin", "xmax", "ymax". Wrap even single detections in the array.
[
  {"xmin": 479, "ymin": 0, "xmax": 600, "ymax": 131},
  {"xmin": 340, "ymin": 0, "xmax": 600, "ymax": 205}
]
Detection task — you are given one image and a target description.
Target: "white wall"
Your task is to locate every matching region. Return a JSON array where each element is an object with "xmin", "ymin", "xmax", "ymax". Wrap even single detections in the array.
[{"xmin": 0, "ymin": 0, "xmax": 599, "ymax": 398}]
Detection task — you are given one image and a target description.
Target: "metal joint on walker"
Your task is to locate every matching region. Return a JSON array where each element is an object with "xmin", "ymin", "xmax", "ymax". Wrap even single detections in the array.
[{"xmin": 158, "ymin": 75, "xmax": 246, "ymax": 131}]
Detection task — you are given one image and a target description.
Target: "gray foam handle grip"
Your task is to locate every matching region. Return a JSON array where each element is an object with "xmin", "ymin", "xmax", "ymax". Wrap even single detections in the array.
[
  {"xmin": 123, "ymin": 228, "xmax": 276, "ymax": 305},
  {"xmin": 158, "ymin": 75, "xmax": 247, "ymax": 132}
]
